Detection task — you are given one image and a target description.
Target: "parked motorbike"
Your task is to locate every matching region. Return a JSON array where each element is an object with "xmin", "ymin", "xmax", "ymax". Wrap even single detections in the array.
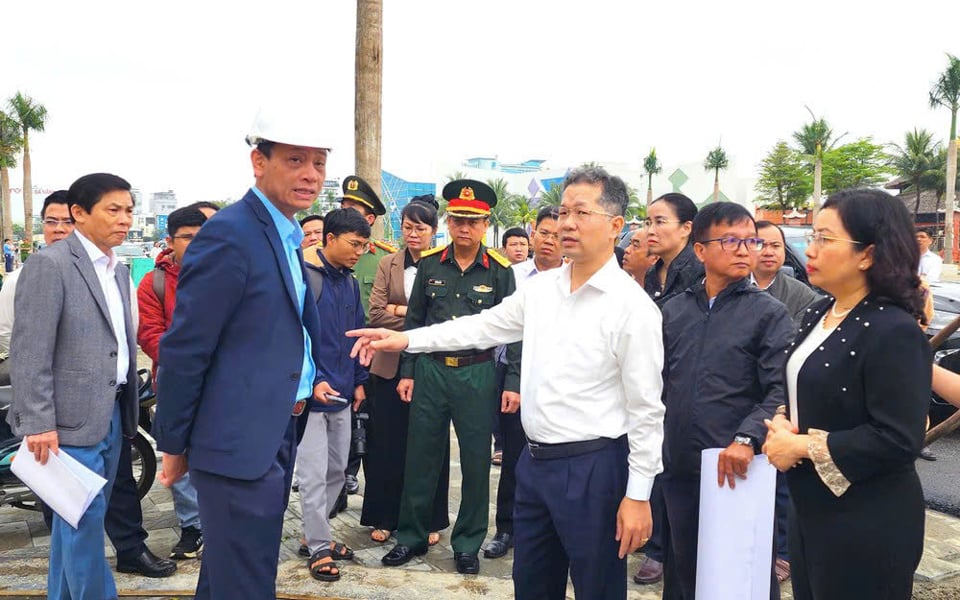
[{"xmin": 0, "ymin": 368, "xmax": 158, "ymax": 511}]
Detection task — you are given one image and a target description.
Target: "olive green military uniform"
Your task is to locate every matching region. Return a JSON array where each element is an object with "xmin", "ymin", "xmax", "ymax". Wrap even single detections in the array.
[
  {"xmin": 354, "ymin": 240, "xmax": 397, "ymax": 322},
  {"xmin": 396, "ymin": 243, "xmax": 520, "ymax": 554}
]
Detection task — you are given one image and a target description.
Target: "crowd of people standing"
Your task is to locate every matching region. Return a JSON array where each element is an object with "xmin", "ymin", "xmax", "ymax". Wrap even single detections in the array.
[{"xmin": 0, "ymin": 102, "xmax": 947, "ymax": 600}]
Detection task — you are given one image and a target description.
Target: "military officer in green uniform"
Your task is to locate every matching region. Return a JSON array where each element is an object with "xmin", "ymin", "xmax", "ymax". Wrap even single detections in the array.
[
  {"xmin": 339, "ymin": 175, "xmax": 397, "ymax": 322},
  {"xmin": 380, "ymin": 179, "xmax": 520, "ymax": 575}
]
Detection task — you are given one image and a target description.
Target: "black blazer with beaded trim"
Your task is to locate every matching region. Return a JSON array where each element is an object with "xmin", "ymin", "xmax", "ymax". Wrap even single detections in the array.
[{"xmin": 783, "ymin": 294, "xmax": 931, "ymax": 514}]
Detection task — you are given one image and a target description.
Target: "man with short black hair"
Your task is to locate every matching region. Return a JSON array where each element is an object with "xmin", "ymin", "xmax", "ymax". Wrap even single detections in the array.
[
  {"xmin": 137, "ymin": 206, "xmax": 208, "ymax": 560},
  {"xmin": 297, "ymin": 208, "xmax": 371, "ymax": 582},
  {"xmin": 7, "ymin": 173, "xmax": 143, "ymax": 599},
  {"xmin": 917, "ymin": 227, "xmax": 942, "ymax": 283},
  {"xmin": 659, "ymin": 202, "xmax": 793, "ymax": 600},
  {"xmin": 300, "ymin": 214, "xmax": 325, "ymax": 249},
  {"xmin": 753, "ymin": 221, "xmax": 820, "ymax": 323},
  {"xmin": 502, "ymin": 227, "xmax": 530, "ymax": 264},
  {"xmin": 186, "ymin": 201, "xmax": 221, "ymax": 220}
]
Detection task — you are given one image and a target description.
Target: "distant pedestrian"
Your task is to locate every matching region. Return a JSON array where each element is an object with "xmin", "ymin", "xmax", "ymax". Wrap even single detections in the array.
[
  {"xmin": 3, "ymin": 238, "xmax": 14, "ymax": 273},
  {"xmin": 916, "ymin": 227, "xmax": 942, "ymax": 282}
]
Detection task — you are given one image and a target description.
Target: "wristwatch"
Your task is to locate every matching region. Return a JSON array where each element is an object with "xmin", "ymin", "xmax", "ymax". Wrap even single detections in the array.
[{"xmin": 734, "ymin": 435, "xmax": 755, "ymax": 450}]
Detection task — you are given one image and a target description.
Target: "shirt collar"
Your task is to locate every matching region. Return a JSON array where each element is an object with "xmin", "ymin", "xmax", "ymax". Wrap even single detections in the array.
[
  {"xmin": 556, "ymin": 253, "xmax": 622, "ymax": 295},
  {"xmin": 251, "ymin": 186, "xmax": 304, "ymax": 248},
  {"xmin": 74, "ymin": 229, "xmax": 116, "ymax": 270},
  {"xmin": 749, "ymin": 272, "xmax": 776, "ymax": 290},
  {"xmin": 317, "ymin": 247, "xmax": 353, "ymax": 276},
  {"xmin": 440, "ymin": 243, "xmax": 488, "ymax": 270}
]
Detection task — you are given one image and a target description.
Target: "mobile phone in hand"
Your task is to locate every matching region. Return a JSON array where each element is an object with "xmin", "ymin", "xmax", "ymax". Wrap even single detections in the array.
[{"xmin": 324, "ymin": 393, "xmax": 349, "ymax": 404}]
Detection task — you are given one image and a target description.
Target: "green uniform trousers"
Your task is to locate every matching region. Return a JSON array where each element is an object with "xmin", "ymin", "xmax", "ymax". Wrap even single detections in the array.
[{"xmin": 397, "ymin": 355, "xmax": 497, "ymax": 554}]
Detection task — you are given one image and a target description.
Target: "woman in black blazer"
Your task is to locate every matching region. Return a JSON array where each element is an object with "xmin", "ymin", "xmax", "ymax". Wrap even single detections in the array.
[{"xmin": 763, "ymin": 188, "xmax": 931, "ymax": 600}]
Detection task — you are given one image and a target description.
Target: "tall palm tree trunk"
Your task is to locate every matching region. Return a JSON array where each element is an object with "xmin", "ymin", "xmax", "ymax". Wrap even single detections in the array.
[
  {"xmin": 355, "ymin": 0, "xmax": 383, "ymax": 239},
  {"xmin": 812, "ymin": 154, "xmax": 823, "ymax": 218},
  {"xmin": 712, "ymin": 169, "xmax": 720, "ymax": 202},
  {"xmin": 0, "ymin": 166, "xmax": 11, "ymax": 246},
  {"xmin": 21, "ymin": 132, "xmax": 33, "ymax": 248},
  {"xmin": 646, "ymin": 174, "xmax": 653, "ymax": 206},
  {"xmin": 947, "ymin": 137, "xmax": 957, "ymax": 264},
  {"xmin": 915, "ymin": 177, "xmax": 923, "ymax": 218}
]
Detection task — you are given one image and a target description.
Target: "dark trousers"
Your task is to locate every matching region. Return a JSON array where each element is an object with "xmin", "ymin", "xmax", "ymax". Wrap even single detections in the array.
[
  {"xmin": 775, "ymin": 472, "xmax": 790, "ymax": 561},
  {"xmin": 641, "ymin": 476, "xmax": 665, "ymax": 562},
  {"xmin": 190, "ymin": 417, "xmax": 298, "ymax": 600},
  {"xmin": 41, "ymin": 436, "xmax": 148, "ymax": 560},
  {"xmin": 494, "ymin": 408, "xmax": 525, "ymax": 535},
  {"xmin": 512, "ymin": 437, "xmax": 628, "ymax": 600},
  {"xmin": 661, "ymin": 474, "xmax": 780, "ymax": 600}
]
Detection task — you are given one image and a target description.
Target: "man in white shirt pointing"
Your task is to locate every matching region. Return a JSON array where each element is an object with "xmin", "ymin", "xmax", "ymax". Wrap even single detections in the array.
[{"xmin": 348, "ymin": 166, "xmax": 664, "ymax": 600}]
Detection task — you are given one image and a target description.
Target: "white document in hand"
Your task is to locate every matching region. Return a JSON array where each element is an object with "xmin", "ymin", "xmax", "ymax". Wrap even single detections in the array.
[
  {"xmin": 695, "ymin": 448, "xmax": 777, "ymax": 600},
  {"xmin": 10, "ymin": 438, "xmax": 107, "ymax": 529}
]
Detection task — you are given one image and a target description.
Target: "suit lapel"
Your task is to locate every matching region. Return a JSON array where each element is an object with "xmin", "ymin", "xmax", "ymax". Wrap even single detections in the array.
[
  {"xmin": 115, "ymin": 263, "xmax": 134, "ymax": 353},
  {"xmin": 67, "ymin": 234, "xmax": 115, "ymax": 335},
  {"xmin": 245, "ymin": 193, "xmax": 301, "ymax": 313},
  {"xmin": 391, "ymin": 251, "xmax": 406, "ymax": 303}
]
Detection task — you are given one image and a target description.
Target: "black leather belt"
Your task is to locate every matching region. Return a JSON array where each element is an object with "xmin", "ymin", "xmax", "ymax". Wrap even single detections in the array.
[
  {"xmin": 527, "ymin": 436, "xmax": 619, "ymax": 460},
  {"xmin": 292, "ymin": 398, "xmax": 308, "ymax": 416},
  {"xmin": 430, "ymin": 349, "xmax": 494, "ymax": 368}
]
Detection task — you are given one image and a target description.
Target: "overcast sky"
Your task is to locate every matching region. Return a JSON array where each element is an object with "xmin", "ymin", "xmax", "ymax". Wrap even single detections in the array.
[{"xmin": 2, "ymin": 0, "xmax": 959, "ymax": 218}]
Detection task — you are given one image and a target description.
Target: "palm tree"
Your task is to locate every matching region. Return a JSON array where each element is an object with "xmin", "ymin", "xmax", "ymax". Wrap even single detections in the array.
[
  {"xmin": 0, "ymin": 112, "xmax": 23, "ymax": 244},
  {"xmin": 355, "ymin": 0, "xmax": 383, "ymax": 238},
  {"xmin": 486, "ymin": 178, "xmax": 514, "ymax": 243},
  {"xmin": 507, "ymin": 196, "xmax": 539, "ymax": 229},
  {"xmin": 793, "ymin": 107, "xmax": 844, "ymax": 217},
  {"xmin": 643, "ymin": 148, "xmax": 662, "ymax": 206},
  {"xmin": 538, "ymin": 183, "xmax": 563, "ymax": 207},
  {"xmin": 889, "ymin": 128, "xmax": 940, "ymax": 218},
  {"xmin": 930, "ymin": 53, "xmax": 960, "ymax": 264},
  {"xmin": 703, "ymin": 145, "xmax": 729, "ymax": 203},
  {"xmin": 8, "ymin": 92, "xmax": 47, "ymax": 248},
  {"xmin": 445, "ymin": 170, "xmax": 469, "ymax": 182}
]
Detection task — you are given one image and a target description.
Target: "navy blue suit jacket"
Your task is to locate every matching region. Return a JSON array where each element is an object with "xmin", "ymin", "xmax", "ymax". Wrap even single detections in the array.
[{"xmin": 153, "ymin": 190, "xmax": 323, "ymax": 480}]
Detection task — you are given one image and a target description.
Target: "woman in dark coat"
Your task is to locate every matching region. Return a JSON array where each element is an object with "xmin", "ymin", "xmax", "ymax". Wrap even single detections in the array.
[
  {"xmin": 764, "ymin": 188, "xmax": 930, "ymax": 599},
  {"xmin": 360, "ymin": 197, "xmax": 450, "ymax": 545},
  {"xmin": 642, "ymin": 193, "xmax": 704, "ymax": 307}
]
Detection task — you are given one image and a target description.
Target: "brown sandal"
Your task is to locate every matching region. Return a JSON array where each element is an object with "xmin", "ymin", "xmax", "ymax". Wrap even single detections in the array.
[
  {"xmin": 775, "ymin": 558, "xmax": 790, "ymax": 582},
  {"xmin": 370, "ymin": 528, "xmax": 391, "ymax": 543},
  {"xmin": 308, "ymin": 549, "xmax": 340, "ymax": 582}
]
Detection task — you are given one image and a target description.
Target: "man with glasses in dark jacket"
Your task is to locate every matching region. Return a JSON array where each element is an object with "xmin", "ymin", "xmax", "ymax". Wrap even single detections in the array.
[{"xmin": 659, "ymin": 202, "xmax": 793, "ymax": 600}]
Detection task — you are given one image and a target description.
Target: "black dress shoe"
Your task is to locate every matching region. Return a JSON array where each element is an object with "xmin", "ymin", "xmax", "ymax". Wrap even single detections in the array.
[
  {"xmin": 382, "ymin": 543, "xmax": 427, "ymax": 567},
  {"xmin": 116, "ymin": 548, "xmax": 178, "ymax": 578},
  {"xmin": 483, "ymin": 532, "xmax": 513, "ymax": 559},
  {"xmin": 328, "ymin": 488, "xmax": 348, "ymax": 519},
  {"xmin": 455, "ymin": 552, "xmax": 480, "ymax": 574}
]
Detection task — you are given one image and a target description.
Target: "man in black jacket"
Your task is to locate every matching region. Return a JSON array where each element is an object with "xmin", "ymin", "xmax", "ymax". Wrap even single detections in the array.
[{"xmin": 659, "ymin": 202, "xmax": 794, "ymax": 600}]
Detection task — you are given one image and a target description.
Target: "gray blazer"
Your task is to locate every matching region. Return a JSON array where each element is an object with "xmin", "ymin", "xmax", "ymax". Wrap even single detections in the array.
[
  {"xmin": 6, "ymin": 233, "xmax": 138, "ymax": 446},
  {"xmin": 767, "ymin": 273, "xmax": 822, "ymax": 326}
]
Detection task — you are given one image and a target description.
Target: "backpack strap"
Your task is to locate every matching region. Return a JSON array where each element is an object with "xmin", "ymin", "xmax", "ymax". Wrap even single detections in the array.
[
  {"xmin": 152, "ymin": 268, "xmax": 166, "ymax": 315},
  {"xmin": 306, "ymin": 266, "xmax": 324, "ymax": 304}
]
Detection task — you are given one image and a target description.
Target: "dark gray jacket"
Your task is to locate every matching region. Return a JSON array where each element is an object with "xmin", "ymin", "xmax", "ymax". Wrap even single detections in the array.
[
  {"xmin": 764, "ymin": 274, "xmax": 821, "ymax": 326},
  {"xmin": 643, "ymin": 244, "xmax": 704, "ymax": 308},
  {"xmin": 661, "ymin": 277, "xmax": 794, "ymax": 478}
]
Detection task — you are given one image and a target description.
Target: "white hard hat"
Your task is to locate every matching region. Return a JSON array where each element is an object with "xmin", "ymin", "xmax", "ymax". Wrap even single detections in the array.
[{"xmin": 245, "ymin": 106, "xmax": 333, "ymax": 151}]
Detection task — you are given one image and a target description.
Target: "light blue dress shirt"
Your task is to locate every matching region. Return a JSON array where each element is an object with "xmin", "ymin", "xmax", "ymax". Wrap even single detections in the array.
[{"xmin": 252, "ymin": 187, "xmax": 317, "ymax": 400}]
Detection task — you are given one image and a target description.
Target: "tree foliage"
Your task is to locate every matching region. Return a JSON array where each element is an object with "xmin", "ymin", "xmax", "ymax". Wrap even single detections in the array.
[
  {"xmin": 889, "ymin": 128, "xmax": 941, "ymax": 216},
  {"xmin": 930, "ymin": 53, "xmax": 960, "ymax": 139},
  {"xmin": 819, "ymin": 138, "xmax": 892, "ymax": 195},
  {"xmin": 755, "ymin": 141, "xmax": 811, "ymax": 210}
]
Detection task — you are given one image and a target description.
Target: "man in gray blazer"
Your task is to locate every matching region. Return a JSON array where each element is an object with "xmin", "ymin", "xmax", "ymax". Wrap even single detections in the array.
[
  {"xmin": 7, "ymin": 172, "xmax": 139, "ymax": 600},
  {"xmin": 753, "ymin": 221, "xmax": 820, "ymax": 324}
]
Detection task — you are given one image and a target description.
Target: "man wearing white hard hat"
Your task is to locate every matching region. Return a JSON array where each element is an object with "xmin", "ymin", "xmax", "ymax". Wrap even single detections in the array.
[{"xmin": 153, "ymin": 107, "xmax": 329, "ymax": 599}]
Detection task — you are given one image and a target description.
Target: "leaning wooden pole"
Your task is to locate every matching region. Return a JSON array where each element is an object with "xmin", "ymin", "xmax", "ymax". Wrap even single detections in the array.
[
  {"xmin": 925, "ymin": 312, "xmax": 960, "ymax": 445},
  {"xmin": 355, "ymin": 0, "xmax": 384, "ymax": 239}
]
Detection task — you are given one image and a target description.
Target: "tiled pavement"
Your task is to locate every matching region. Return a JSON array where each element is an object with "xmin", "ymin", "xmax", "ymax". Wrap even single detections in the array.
[{"xmin": 3, "ymin": 434, "xmax": 960, "ymax": 598}]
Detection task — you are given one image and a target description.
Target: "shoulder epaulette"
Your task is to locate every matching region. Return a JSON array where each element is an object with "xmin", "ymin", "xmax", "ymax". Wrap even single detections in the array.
[
  {"xmin": 373, "ymin": 239, "xmax": 398, "ymax": 253},
  {"xmin": 486, "ymin": 248, "xmax": 511, "ymax": 268},
  {"xmin": 420, "ymin": 246, "xmax": 445, "ymax": 259}
]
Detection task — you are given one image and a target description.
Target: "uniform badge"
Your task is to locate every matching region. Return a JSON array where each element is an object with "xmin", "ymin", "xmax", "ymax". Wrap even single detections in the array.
[
  {"xmin": 427, "ymin": 278, "xmax": 446, "ymax": 286},
  {"xmin": 347, "ymin": 179, "xmax": 359, "ymax": 191},
  {"xmin": 472, "ymin": 285, "xmax": 493, "ymax": 293}
]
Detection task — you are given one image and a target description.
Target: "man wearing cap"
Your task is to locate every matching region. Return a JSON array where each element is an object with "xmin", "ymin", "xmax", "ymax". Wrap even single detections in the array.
[
  {"xmin": 379, "ymin": 179, "xmax": 519, "ymax": 575},
  {"xmin": 153, "ymin": 108, "xmax": 326, "ymax": 599}
]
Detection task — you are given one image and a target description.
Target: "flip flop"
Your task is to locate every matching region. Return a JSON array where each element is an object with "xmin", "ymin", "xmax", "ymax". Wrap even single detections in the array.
[{"xmin": 370, "ymin": 529, "xmax": 391, "ymax": 543}]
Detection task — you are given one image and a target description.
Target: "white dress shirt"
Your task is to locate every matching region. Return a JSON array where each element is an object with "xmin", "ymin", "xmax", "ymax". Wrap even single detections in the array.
[
  {"xmin": 0, "ymin": 267, "xmax": 22, "ymax": 357},
  {"xmin": 406, "ymin": 254, "xmax": 665, "ymax": 500},
  {"xmin": 919, "ymin": 250, "xmax": 943, "ymax": 283},
  {"xmin": 74, "ymin": 230, "xmax": 130, "ymax": 385}
]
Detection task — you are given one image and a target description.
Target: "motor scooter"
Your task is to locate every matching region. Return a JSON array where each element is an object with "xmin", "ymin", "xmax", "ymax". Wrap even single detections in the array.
[{"xmin": 0, "ymin": 367, "xmax": 158, "ymax": 511}]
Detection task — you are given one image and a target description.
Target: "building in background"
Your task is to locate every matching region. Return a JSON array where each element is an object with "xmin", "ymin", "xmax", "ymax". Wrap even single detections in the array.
[
  {"xmin": 150, "ymin": 190, "xmax": 178, "ymax": 215},
  {"xmin": 381, "ymin": 170, "xmax": 436, "ymax": 241}
]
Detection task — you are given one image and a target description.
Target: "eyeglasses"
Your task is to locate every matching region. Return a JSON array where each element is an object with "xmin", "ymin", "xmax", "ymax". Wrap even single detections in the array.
[
  {"xmin": 43, "ymin": 218, "xmax": 73, "ymax": 227},
  {"xmin": 535, "ymin": 229, "xmax": 559, "ymax": 241},
  {"xmin": 804, "ymin": 231, "xmax": 863, "ymax": 247},
  {"xmin": 401, "ymin": 224, "xmax": 433, "ymax": 235},
  {"xmin": 643, "ymin": 217, "xmax": 680, "ymax": 229},
  {"xmin": 698, "ymin": 236, "xmax": 765, "ymax": 252},
  {"xmin": 172, "ymin": 234, "xmax": 196, "ymax": 241},
  {"xmin": 556, "ymin": 207, "xmax": 615, "ymax": 223},
  {"xmin": 628, "ymin": 239, "xmax": 645, "ymax": 249},
  {"xmin": 337, "ymin": 237, "xmax": 368, "ymax": 251}
]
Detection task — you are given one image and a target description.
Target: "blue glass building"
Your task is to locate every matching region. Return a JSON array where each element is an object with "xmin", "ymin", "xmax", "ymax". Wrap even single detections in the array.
[{"xmin": 380, "ymin": 170, "xmax": 436, "ymax": 241}]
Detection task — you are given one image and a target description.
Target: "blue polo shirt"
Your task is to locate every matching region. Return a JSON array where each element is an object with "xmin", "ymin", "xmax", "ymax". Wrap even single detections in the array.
[{"xmin": 251, "ymin": 186, "xmax": 316, "ymax": 400}]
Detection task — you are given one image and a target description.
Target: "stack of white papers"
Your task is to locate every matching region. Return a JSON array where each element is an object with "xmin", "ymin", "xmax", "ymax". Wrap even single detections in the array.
[
  {"xmin": 10, "ymin": 438, "xmax": 107, "ymax": 528},
  {"xmin": 696, "ymin": 448, "xmax": 777, "ymax": 600}
]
